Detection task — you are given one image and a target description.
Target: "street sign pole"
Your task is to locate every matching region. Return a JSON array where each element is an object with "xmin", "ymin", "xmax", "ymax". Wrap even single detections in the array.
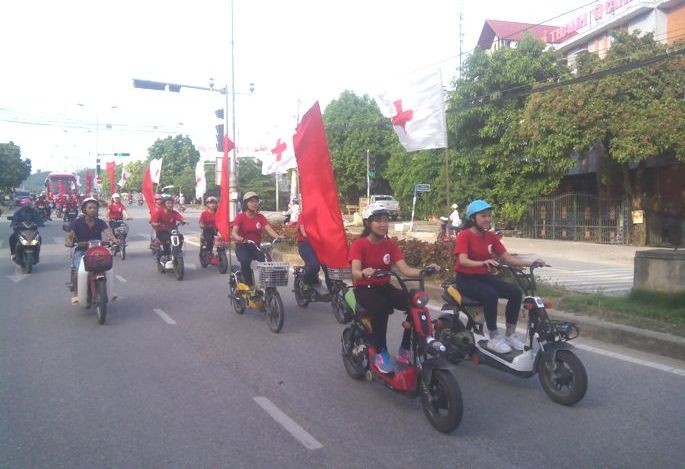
[{"xmin": 410, "ymin": 184, "xmax": 431, "ymax": 231}]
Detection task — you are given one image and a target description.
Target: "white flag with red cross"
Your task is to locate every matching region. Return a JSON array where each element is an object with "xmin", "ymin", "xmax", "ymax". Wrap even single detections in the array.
[
  {"xmin": 376, "ymin": 69, "xmax": 447, "ymax": 152},
  {"xmin": 149, "ymin": 157, "xmax": 163, "ymax": 184},
  {"xmin": 257, "ymin": 129, "xmax": 297, "ymax": 175}
]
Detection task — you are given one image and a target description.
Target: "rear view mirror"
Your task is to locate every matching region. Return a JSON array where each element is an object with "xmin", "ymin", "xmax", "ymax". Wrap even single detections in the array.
[{"xmin": 7, "ymin": 216, "xmax": 13, "ymax": 221}]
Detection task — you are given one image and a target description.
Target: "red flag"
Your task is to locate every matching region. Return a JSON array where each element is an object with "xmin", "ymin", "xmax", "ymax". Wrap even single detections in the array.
[
  {"xmin": 58, "ymin": 180, "xmax": 65, "ymax": 197},
  {"xmin": 293, "ymin": 102, "xmax": 348, "ymax": 268},
  {"xmin": 106, "ymin": 161, "xmax": 116, "ymax": 195},
  {"xmin": 85, "ymin": 171, "xmax": 92, "ymax": 195},
  {"xmin": 216, "ymin": 135, "xmax": 235, "ymax": 242},
  {"xmin": 141, "ymin": 167, "xmax": 155, "ymax": 215}
]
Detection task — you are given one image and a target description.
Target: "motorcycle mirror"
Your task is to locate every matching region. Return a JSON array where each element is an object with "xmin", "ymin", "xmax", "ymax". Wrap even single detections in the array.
[
  {"xmin": 7, "ymin": 216, "xmax": 13, "ymax": 220},
  {"xmin": 62, "ymin": 223, "xmax": 70, "ymax": 232}
]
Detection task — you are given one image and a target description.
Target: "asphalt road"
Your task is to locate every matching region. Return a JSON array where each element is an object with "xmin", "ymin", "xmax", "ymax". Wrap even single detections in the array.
[{"xmin": 2, "ymin": 206, "xmax": 684, "ymax": 468}]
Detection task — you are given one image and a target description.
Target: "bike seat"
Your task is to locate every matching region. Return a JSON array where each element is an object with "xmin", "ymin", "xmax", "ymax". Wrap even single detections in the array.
[{"xmin": 442, "ymin": 284, "xmax": 483, "ymax": 308}]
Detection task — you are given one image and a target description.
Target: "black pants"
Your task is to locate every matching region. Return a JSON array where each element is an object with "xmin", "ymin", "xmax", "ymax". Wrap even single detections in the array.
[
  {"xmin": 354, "ymin": 283, "xmax": 411, "ymax": 352},
  {"xmin": 156, "ymin": 231, "xmax": 184, "ymax": 256},
  {"xmin": 454, "ymin": 274, "xmax": 522, "ymax": 332},
  {"xmin": 297, "ymin": 241, "xmax": 321, "ymax": 286},
  {"xmin": 201, "ymin": 228, "xmax": 216, "ymax": 253},
  {"xmin": 235, "ymin": 243, "xmax": 265, "ymax": 287}
]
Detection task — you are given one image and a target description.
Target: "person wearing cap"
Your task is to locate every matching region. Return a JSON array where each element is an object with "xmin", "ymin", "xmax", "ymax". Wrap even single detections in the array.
[
  {"xmin": 150, "ymin": 196, "xmax": 187, "ymax": 260},
  {"xmin": 9, "ymin": 198, "xmax": 44, "ymax": 261},
  {"xmin": 454, "ymin": 200, "xmax": 545, "ymax": 354},
  {"xmin": 449, "ymin": 203, "xmax": 461, "ymax": 235},
  {"xmin": 107, "ymin": 193, "xmax": 132, "ymax": 228},
  {"xmin": 199, "ymin": 196, "xmax": 218, "ymax": 256},
  {"xmin": 285, "ymin": 198, "xmax": 300, "ymax": 225},
  {"xmin": 232, "ymin": 192, "xmax": 283, "ymax": 289},
  {"xmin": 349, "ymin": 203, "xmax": 439, "ymax": 374},
  {"xmin": 148, "ymin": 194, "xmax": 165, "ymax": 249}
]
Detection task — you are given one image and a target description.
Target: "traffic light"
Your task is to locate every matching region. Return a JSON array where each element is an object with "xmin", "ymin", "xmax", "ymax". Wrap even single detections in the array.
[
  {"xmin": 216, "ymin": 124, "xmax": 225, "ymax": 152},
  {"xmin": 369, "ymin": 154, "xmax": 376, "ymax": 177}
]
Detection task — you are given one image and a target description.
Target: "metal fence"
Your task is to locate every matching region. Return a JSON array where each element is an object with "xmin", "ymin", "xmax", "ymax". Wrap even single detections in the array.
[{"xmin": 523, "ymin": 193, "xmax": 631, "ymax": 244}]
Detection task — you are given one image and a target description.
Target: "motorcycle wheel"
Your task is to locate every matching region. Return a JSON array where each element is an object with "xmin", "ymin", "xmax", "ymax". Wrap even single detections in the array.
[
  {"xmin": 420, "ymin": 369, "xmax": 464, "ymax": 434},
  {"xmin": 120, "ymin": 240, "xmax": 126, "ymax": 260},
  {"xmin": 331, "ymin": 287, "xmax": 350, "ymax": 324},
  {"xmin": 156, "ymin": 254, "xmax": 164, "ymax": 273},
  {"xmin": 294, "ymin": 276, "xmax": 309, "ymax": 308},
  {"xmin": 199, "ymin": 251, "xmax": 208, "ymax": 268},
  {"xmin": 538, "ymin": 350, "xmax": 588, "ymax": 406},
  {"xmin": 174, "ymin": 257, "xmax": 184, "ymax": 281},
  {"xmin": 218, "ymin": 251, "xmax": 228, "ymax": 274},
  {"xmin": 23, "ymin": 252, "xmax": 33, "ymax": 274},
  {"xmin": 231, "ymin": 289, "xmax": 245, "ymax": 315},
  {"xmin": 341, "ymin": 327, "xmax": 367, "ymax": 379},
  {"xmin": 95, "ymin": 279, "xmax": 108, "ymax": 325},
  {"xmin": 264, "ymin": 289, "xmax": 284, "ymax": 333},
  {"xmin": 437, "ymin": 231, "xmax": 446, "ymax": 243}
]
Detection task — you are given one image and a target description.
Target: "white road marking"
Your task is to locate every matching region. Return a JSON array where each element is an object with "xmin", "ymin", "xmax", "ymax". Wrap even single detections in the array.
[
  {"xmin": 7, "ymin": 265, "xmax": 27, "ymax": 283},
  {"xmin": 53, "ymin": 237, "xmax": 64, "ymax": 245},
  {"xmin": 138, "ymin": 233, "xmax": 151, "ymax": 239},
  {"xmin": 153, "ymin": 308, "xmax": 176, "ymax": 325},
  {"xmin": 185, "ymin": 262, "xmax": 197, "ymax": 270},
  {"xmin": 115, "ymin": 274, "xmax": 127, "ymax": 283},
  {"xmin": 0, "ymin": 240, "xmax": 4, "ymax": 248},
  {"xmin": 253, "ymin": 397, "xmax": 323, "ymax": 450},
  {"xmin": 185, "ymin": 239, "xmax": 200, "ymax": 247}
]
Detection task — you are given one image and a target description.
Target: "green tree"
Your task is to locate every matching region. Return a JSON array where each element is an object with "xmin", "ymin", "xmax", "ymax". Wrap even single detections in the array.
[
  {"xmin": 146, "ymin": 134, "xmax": 200, "ymax": 195},
  {"xmin": 447, "ymin": 34, "xmax": 572, "ymax": 223},
  {"xmin": 323, "ymin": 90, "xmax": 402, "ymax": 203},
  {"xmin": 237, "ymin": 157, "xmax": 280, "ymax": 210},
  {"xmin": 123, "ymin": 160, "xmax": 145, "ymax": 192},
  {"xmin": 521, "ymin": 31, "xmax": 685, "ymax": 213},
  {"xmin": 0, "ymin": 142, "xmax": 32, "ymax": 193}
]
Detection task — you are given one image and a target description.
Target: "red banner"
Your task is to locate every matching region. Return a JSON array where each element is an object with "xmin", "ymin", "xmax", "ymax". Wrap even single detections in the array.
[
  {"xmin": 216, "ymin": 135, "xmax": 235, "ymax": 242},
  {"xmin": 85, "ymin": 170, "xmax": 92, "ymax": 195},
  {"xmin": 293, "ymin": 102, "xmax": 348, "ymax": 268},
  {"xmin": 106, "ymin": 161, "xmax": 116, "ymax": 195},
  {"xmin": 142, "ymin": 167, "xmax": 155, "ymax": 215}
]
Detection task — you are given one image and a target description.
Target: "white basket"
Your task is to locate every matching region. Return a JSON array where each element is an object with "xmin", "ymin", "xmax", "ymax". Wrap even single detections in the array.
[
  {"xmin": 257, "ymin": 262, "xmax": 289, "ymax": 287},
  {"xmin": 328, "ymin": 267, "xmax": 352, "ymax": 280}
]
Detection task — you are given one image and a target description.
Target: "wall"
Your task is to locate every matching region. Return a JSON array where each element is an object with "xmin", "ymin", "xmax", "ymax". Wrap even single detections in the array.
[{"xmin": 667, "ymin": 3, "xmax": 685, "ymax": 43}]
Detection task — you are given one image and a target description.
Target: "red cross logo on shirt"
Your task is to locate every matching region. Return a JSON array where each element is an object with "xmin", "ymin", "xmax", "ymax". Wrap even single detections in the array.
[
  {"xmin": 391, "ymin": 100, "xmax": 413, "ymax": 130},
  {"xmin": 271, "ymin": 139, "xmax": 287, "ymax": 161}
]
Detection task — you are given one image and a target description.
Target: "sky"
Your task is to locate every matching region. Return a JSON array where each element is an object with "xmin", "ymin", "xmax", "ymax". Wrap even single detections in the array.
[{"xmin": 0, "ymin": 0, "xmax": 592, "ymax": 174}]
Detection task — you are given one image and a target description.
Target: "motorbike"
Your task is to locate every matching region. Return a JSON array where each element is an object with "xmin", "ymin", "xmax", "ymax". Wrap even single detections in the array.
[
  {"xmin": 229, "ymin": 239, "xmax": 288, "ymax": 333},
  {"xmin": 109, "ymin": 220, "xmax": 129, "ymax": 260},
  {"xmin": 152, "ymin": 224, "xmax": 186, "ymax": 281},
  {"xmin": 71, "ymin": 240, "xmax": 114, "ymax": 325},
  {"xmin": 293, "ymin": 266, "xmax": 353, "ymax": 324},
  {"xmin": 8, "ymin": 217, "xmax": 42, "ymax": 273},
  {"xmin": 35, "ymin": 204, "xmax": 51, "ymax": 223},
  {"xmin": 435, "ymin": 264, "xmax": 588, "ymax": 406},
  {"xmin": 137, "ymin": 198, "xmax": 144, "ymax": 206},
  {"xmin": 63, "ymin": 204, "xmax": 79, "ymax": 223},
  {"xmin": 199, "ymin": 232, "xmax": 228, "ymax": 274},
  {"xmin": 437, "ymin": 216, "xmax": 458, "ymax": 242},
  {"xmin": 341, "ymin": 268, "xmax": 464, "ymax": 434}
]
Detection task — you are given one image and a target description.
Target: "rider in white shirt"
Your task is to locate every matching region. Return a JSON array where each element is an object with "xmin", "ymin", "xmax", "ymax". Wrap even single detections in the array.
[{"xmin": 449, "ymin": 203, "xmax": 461, "ymax": 234}]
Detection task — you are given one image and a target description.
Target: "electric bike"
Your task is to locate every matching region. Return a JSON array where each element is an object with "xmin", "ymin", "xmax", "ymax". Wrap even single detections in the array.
[
  {"xmin": 109, "ymin": 220, "xmax": 129, "ymax": 260},
  {"xmin": 229, "ymin": 239, "xmax": 288, "ymax": 333},
  {"xmin": 71, "ymin": 240, "xmax": 114, "ymax": 325},
  {"xmin": 341, "ymin": 268, "xmax": 464, "ymax": 433},
  {"xmin": 435, "ymin": 264, "xmax": 588, "ymax": 406},
  {"xmin": 199, "ymin": 232, "xmax": 228, "ymax": 274},
  {"xmin": 292, "ymin": 266, "xmax": 353, "ymax": 324},
  {"xmin": 152, "ymin": 224, "xmax": 186, "ymax": 281}
]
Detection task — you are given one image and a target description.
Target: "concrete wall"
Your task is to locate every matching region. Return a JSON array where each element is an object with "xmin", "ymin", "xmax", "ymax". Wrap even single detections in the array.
[{"xmin": 634, "ymin": 249, "xmax": 685, "ymax": 293}]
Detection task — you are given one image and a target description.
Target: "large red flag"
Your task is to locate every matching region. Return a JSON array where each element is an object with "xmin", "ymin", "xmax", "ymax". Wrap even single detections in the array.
[
  {"xmin": 106, "ymin": 161, "xmax": 116, "ymax": 195},
  {"xmin": 85, "ymin": 170, "xmax": 92, "ymax": 195},
  {"xmin": 293, "ymin": 102, "xmax": 348, "ymax": 268},
  {"xmin": 216, "ymin": 135, "xmax": 235, "ymax": 241},
  {"xmin": 141, "ymin": 167, "xmax": 155, "ymax": 215}
]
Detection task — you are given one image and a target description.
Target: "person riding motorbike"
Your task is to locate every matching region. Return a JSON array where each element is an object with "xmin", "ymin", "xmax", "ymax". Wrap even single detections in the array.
[
  {"xmin": 150, "ymin": 196, "xmax": 187, "ymax": 260},
  {"xmin": 64, "ymin": 197, "xmax": 118, "ymax": 304},
  {"xmin": 349, "ymin": 204, "xmax": 440, "ymax": 374},
  {"xmin": 296, "ymin": 219, "xmax": 330, "ymax": 296},
  {"xmin": 148, "ymin": 194, "xmax": 165, "ymax": 249},
  {"xmin": 199, "ymin": 196, "xmax": 218, "ymax": 256},
  {"xmin": 284, "ymin": 198, "xmax": 300, "ymax": 225},
  {"xmin": 449, "ymin": 203, "xmax": 461, "ymax": 235},
  {"xmin": 231, "ymin": 192, "xmax": 283, "ymax": 291},
  {"xmin": 9, "ymin": 198, "xmax": 44, "ymax": 262},
  {"xmin": 454, "ymin": 199, "xmax": 546, "ymax": 353},
  {"xmin": 107, "ymin": 193, "xmax": 132, "ymax": 228}
]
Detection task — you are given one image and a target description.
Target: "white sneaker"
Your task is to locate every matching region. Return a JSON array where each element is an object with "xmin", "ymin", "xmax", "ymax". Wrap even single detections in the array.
[
  {"xmin": 504, "ymin": 333, "xmax": 525, "ymax": 351},
  {"xmin": 487, "ymin": 334, "xmax": 512, "ymax": 354}
]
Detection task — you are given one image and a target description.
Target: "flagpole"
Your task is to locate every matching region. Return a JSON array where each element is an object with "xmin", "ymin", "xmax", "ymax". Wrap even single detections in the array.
[
  {"xmin": 445, "ymin": 147, "xmax": 450, "ymax": 209},
  {"xmin": 275, "ymin": 173, "xmax": 280, "ymax": 211}
]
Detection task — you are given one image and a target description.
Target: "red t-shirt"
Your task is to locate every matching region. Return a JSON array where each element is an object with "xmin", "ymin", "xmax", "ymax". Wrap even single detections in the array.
[
  {"xmin": 233, "ymin": 212, "xmax": 269, "ymax": 244},
  {"xmin": 454, "ymin": 229, "xmax": 506, "ymax": 275},
  {"xmin": 199, "ymin": 210, "xmax": 217, "ymax": 230},
  {"xmin": 151, "ymin": 209, "xmax": 184, "ymax": 232},
  {"xmin": 108, "ymin": 202, "xmax": 125, "ymax": 220},
  {"xmin": 349, "ymin": 236, "xmax": 404, "ymax": 286}
]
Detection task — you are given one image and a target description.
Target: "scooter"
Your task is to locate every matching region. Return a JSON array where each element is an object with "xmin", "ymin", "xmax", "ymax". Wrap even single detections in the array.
[
  {"xmin": 153, "ymin": 226, "xmax": 185, "ymax": 281},
  {"xmin": 199, "ymin": 232, "xmax": 228, "ymax": 274},
  {"xmin": 437, "ymin": 216, "xmax": 457, "ymax": 242},
  {"xmin": 341, "ymin": 268, "xmax": 464, "ymax": 434},
  {"xmin": 72, "ymin": 240, "xmax": 114, "ymax": 325},
  {"xmin": 434, "ymin": 264, "xmax": 588, "ymax": 406},
  {"xmin": 8, "ymin": 217, "xmax": 42, "ymax": 273},
  {"xmin": 293, "ymin": 266, "xmax": 353, "ymax": 324},
  {"xmin": 63, "ymin": 204, "xmax": 79, "ymax": 223},
  {"xmin": 110, "ymin": 220, "xmax": 129, "ymax": 260}
]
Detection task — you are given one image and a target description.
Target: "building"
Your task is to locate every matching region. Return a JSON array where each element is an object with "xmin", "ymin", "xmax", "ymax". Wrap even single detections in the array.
[{"xmin": 475, "ymin": 19, "xmax": 562, "ymax": 52}]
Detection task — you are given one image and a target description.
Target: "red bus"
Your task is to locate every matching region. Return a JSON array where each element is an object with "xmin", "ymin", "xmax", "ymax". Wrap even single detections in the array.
[{"xmin": 45, "ymin": 172, "xmax": 78, "ymax": 204}]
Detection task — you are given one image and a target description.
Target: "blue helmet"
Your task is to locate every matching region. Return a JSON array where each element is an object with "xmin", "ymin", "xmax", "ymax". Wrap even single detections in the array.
[{"xmin": 465, "ymin": 199, "xmax": 493, "ymax": 219}]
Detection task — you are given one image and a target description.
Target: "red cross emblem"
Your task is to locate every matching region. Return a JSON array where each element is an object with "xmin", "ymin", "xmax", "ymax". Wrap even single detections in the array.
[
  {"xmin": 391, "ymin": 100, "xmax": 413, "ymax": 130},
  {"xmin": 271, "ymin": 138, "xmax": 287, "ymax": 162}
]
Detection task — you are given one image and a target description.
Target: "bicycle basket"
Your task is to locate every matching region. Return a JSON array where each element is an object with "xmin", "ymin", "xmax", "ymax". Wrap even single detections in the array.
[
  {"xmin": 114, "ymin": 224, "xmax": 129, "ymax": 236},
  {"xmin": 83, "ymin": 245, "xmax": 113, "ymax": 272},
  {"xmin": 257, "ymin": 262, "xmax": 289, "ymax": 287},
  {"xmin": 328, "ymin": 267, "xmax": 352, "ymax": 281}
]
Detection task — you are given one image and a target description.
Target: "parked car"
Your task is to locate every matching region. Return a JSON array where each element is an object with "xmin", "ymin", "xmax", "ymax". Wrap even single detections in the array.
[
  {"xmin": 12, "ymin": 190, "xmax": 31, "ymax": 206},
  {"xmin": 369, "ymin": 195, "xmax": 400, "ymax": 220}
]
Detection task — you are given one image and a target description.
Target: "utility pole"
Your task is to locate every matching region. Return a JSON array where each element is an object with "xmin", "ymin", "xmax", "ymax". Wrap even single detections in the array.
[{"xmin": 366, "ymin": 149, "xmax": 370, "ymax": 200}]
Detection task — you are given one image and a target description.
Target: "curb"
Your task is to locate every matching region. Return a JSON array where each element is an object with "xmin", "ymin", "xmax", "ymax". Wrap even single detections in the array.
[{"xmin": 274, "ymin": 248, "xmax": 685, "ymax": 362}]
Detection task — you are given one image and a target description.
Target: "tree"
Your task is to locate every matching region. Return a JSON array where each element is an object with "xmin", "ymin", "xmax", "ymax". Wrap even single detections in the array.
[
  {"xmin": 0, "ymin": 142, "xmax": 32, "ymax": 193},
  {"xmin": 123, "ymin": 160, "xmax": 145, "ymax": 192},
  {"xmin": 323, "ymin": 91, "xmax": 402, "ymax": 203},
  {"xmin": 446, "ymin": 34, "xmax": 572, "ymax": 223},
  {"xmin": 237, "ymin": 157, "xmax": 279, "ymax": 210},
  {"xmin": 146, "ymin": 134, "xmax": 201, "ymax": 197},
  {"xmin": 522, "ymin": 31, "xmax": 685, "ymax": 215}
]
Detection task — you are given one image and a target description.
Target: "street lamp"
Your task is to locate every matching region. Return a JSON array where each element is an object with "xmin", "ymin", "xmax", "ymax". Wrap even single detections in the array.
[{"xmin": 76, "ymin": 103, "xmax": 118, "ymax": 177}]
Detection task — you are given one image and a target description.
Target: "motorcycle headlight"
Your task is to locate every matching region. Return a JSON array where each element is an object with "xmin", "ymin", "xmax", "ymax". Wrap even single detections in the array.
[
  {"xmin": 412, "ymin": 291, "xmax": 430, "ymax": 308},
  {"xmin": 19, "ymin": 238, "xmax": 30, "ymax": 245},
  {"xmin": 30, "ymin": 239, "xmax": 40, "ymax": 245}
]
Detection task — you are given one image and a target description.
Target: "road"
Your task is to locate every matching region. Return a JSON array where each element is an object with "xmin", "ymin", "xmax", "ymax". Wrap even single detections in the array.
[{"xmin": 2, "ymin": 206, "xmax": 684, "ymax": 468}]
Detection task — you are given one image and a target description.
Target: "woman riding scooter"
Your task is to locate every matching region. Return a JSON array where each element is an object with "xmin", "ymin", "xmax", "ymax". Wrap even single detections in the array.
[
  {"xmin": 150, "ymin": 196, "xmax": 187, "ymax": 261},
  {"xmin": 350, "ymin": 204, "xmax": 439, "ymax": 374},
  {"xmin": 454, "ymin": 199, "xmax": 545, "ymax": 353},
  {"xmin": 199, "ymin": 196, "xmax": 218, "ymax": 257}
]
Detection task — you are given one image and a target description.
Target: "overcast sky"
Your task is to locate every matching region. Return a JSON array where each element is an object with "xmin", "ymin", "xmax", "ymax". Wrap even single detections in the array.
[{"xmin": 1, "ymin": 0, "xmax": 591, "ymax": 173}]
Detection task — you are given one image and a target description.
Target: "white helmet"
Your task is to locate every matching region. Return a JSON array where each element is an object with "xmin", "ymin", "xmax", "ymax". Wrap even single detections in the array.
[
  {"xmin": 362, "ymin": 203, "xmax": 391, "ymax": 220},
  {"xmin": 451, "ymin": 203, "xmax": 458, "ymax": 209},
  {"xmin": 112, "ymin": 193, "xmax": 121, "ymax": 200}
]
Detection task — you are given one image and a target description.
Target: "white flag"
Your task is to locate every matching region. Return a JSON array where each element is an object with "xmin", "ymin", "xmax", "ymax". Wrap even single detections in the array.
[
  {"xmin": 256, "ymin": 129, "xmax": 297, "ymax": 175},
  {"xmin": 376, "ymin": 69, "xmax": 447, "ymax": 152},
  {"xmin": 117, "ymin": 168, "xmax": 130, "ymax": 187},
  {"xmin": 149, "ymin": 158, "xmax": 163, "ymax": 184},
  {"xmin": 195, "ymin": 160, "xmax": 207, "ymax": 200}
]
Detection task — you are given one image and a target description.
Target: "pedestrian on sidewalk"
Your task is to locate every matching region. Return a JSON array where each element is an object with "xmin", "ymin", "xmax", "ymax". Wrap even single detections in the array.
[{"xmin": 454, "ymin": 200, "xmax": 545, "ymax": 354}]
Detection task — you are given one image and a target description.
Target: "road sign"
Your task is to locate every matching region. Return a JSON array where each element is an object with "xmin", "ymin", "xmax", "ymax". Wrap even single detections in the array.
[
  {"xmin": 95, "ymin": 176, "xmax": 103, "ymax": 184},
  {"xmin": 113, "ymin": 152, "xmax": 130, "ymax": 157},
  {"xmin": 415, "ymin": 183, "xmax": 431, "ymax": 192},
  {"xmin": 368, "ymin": 170, "xmax": 376, "ymax": 178}
]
